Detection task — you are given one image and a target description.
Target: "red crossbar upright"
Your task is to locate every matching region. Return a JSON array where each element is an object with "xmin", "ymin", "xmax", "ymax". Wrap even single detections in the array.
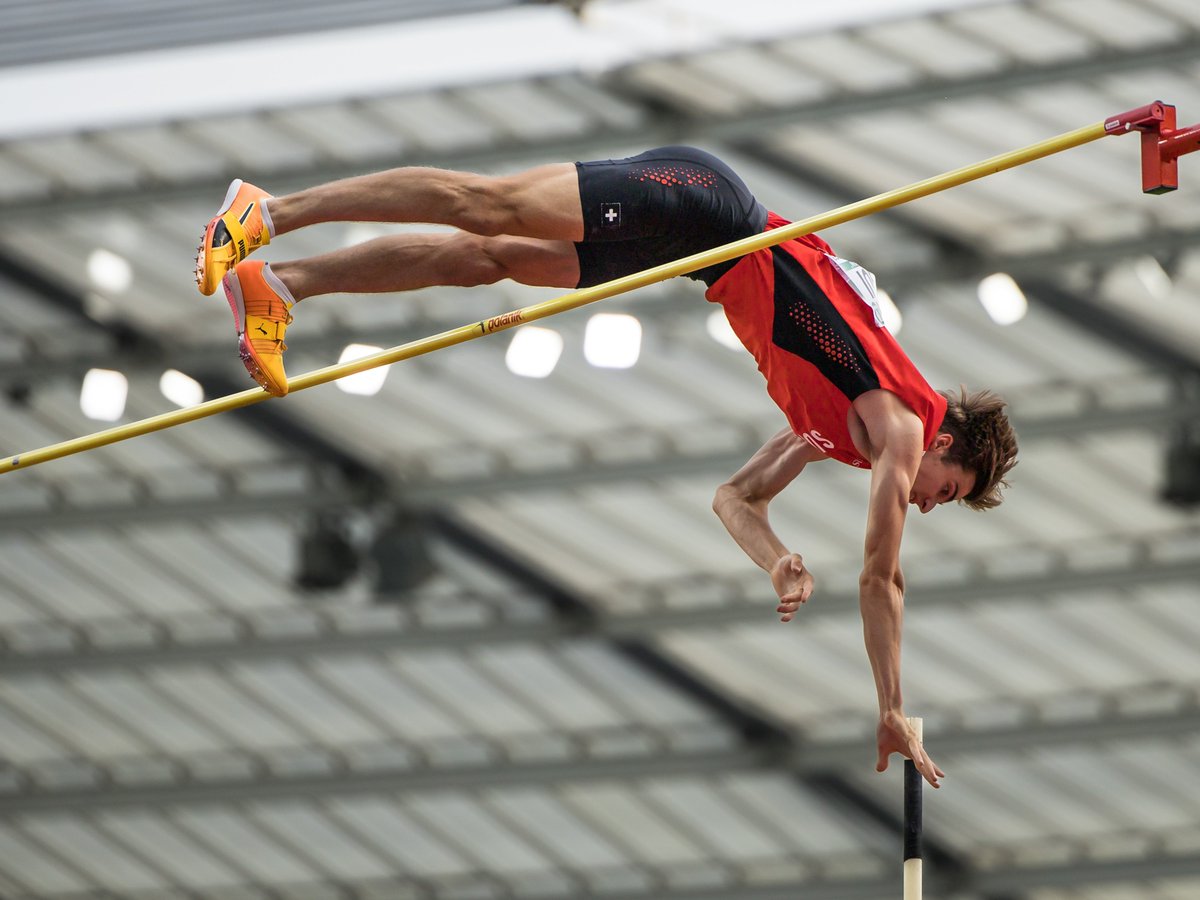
[{"xmin": 1105, "ymin": 101, "xmax": 1200, "ymax": 194}]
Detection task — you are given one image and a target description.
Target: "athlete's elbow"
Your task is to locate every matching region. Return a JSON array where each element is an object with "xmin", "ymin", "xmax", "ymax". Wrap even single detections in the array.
[
  {"xmin": 859, "ymin": 568, "xmax": 904, "ymax": 598},
  {"xmin": 712, "ymin": 482, "xmax": 737, "ymax": 520},
  {"xmin": 713, "ymin": 481, "xmax": 758, "ymax": 522}
]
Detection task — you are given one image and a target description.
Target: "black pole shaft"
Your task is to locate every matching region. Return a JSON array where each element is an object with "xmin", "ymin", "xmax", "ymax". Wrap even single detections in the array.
[{"xmin": 903, "ymin": 758, "xmax": 923, "ymax": 862}]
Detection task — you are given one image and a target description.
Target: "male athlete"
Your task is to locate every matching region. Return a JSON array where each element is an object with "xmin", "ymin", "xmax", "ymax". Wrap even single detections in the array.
[{"xmin": 195, "ymin": 146, "xmax": 1018, "ymax": 788}]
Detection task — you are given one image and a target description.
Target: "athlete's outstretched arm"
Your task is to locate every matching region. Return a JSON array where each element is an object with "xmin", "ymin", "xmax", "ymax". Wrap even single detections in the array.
[
  {"xmin": 713, "ymin": 428, "xmax": 827, "ymax": 621},
  {"xmin": 853, "ymin": 390, "xmax": 945, "ymax": 789}
]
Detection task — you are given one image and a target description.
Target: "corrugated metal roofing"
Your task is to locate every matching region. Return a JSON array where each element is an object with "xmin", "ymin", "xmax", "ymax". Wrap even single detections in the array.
[{"xmin": 1, "ymin": 1, "xmax": 1199, "ymax": 898}]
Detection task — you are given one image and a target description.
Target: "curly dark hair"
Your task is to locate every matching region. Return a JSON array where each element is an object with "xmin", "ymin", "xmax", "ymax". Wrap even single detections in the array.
[{"xmin": 937, "ymin": 387, "xmax": 1018, "ymax": 511}]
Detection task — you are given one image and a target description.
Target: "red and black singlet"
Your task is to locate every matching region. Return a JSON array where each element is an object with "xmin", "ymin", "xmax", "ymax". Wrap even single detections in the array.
[{"xmin": 706, "ymin": 212, "xmax": 947, "ymax": 468}]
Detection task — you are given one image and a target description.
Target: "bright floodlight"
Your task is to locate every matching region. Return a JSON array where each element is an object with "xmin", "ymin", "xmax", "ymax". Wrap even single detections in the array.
[
  {"xmin": 876, "ymin": 289, "xmax": 903, "ymax": 334},
  {"xmin": 335, "ymin": 344, "xmax": 390, "ymax": 396},
  {"xmin": 86, "ymin": 248, "xmax": 132, "ymax": 293},
  {"xmin": 584, "ymin": 313, "xmax": 642, "ymax": 369},
  {"xmin": 706, "ymin": 308, "xmax": 743, "ymax": 350},
  {"xmin": 506, "ymin": 326, "xmax": 563, "ymax": 378},
  {"xmin": 159, "ymin": 369, "xmax": 204, "ymax": 408},
  {"xmin": 977, "ymin": 273, "xmax": 1027, "ymax": 325},
  {"xmin": 80, "ymin": 368, "xmax": 128, "ymax": 421}
]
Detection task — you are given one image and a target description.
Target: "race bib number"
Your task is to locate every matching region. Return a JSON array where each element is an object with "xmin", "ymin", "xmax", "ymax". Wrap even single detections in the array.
[
  {"xmin": 826, "ymin": 253, "xmax": 885, "ymax": 328},
  {"xmin": 800, "ymin": 429, "xmax": 834, "ymax": 453}
]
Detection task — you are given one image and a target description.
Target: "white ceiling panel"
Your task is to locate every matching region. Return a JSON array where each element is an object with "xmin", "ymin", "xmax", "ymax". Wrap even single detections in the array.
[
  {"xmin": 97, "ymin": 810, "xmax": 244, "ymax": 890},
  {"xmin": 1042, "ymin": 0, "xmax": 1182, "ymax": 48},
  {"xmin": 687, "ymin": 46, "xmax": 833, "ymax": 109},
  {"xmin": 171, "ymin": 807, "xmax": 321, "ymax": 883},
  {"xmin": 774, "ymin": 32, "xmax": 919, "ymax": 92},
  {"xmin": 68, "ymin": 672, "xmax": 227, "ymax": 757},
  {"xmin": 0, "ymin": 705, "xmax": 71, "ymax": 765},
  {"xmin": 861, "ymin": 18, "xmax": 1009, "ymax": 78},
  {"xmin": 150, "ymin": 666, "xmax": 308, "ymax": 750},
  {"xmin": 251, "ymin": 802, "xmax": 396, "ymax": 881},
  {"xmin": 408, "ymin": 792, "xmax": 555, "ymax": 872},
  {"xmin": 0, "ymin": 824, "xmax": 90, "ymax": 895},
  {"xmin": 20, "ymin": 818, "xmax": 169, "ymax": 893},
  {"xmin": 949, "ymin": 3, "xmax": 1095, "ymax": 61}
]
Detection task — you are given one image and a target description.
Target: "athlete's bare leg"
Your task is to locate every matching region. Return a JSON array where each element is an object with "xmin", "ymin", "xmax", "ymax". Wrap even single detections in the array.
[
  {"xmin": 271, "ymin": 232, "xmax": 581, "ymax": 300},
  {"xmin": 266, "ymin": 163, "xmax": 585, "ymax": 242}
]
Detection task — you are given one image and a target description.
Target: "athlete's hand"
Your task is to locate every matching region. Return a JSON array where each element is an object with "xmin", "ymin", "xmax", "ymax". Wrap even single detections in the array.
[
  {"xmin": 771, "ymin": 553, "xmax": 813, "ymax": 622},
  {"xmin": 876, "ymin": 709, "xmax": 944, "ymax": 788}
]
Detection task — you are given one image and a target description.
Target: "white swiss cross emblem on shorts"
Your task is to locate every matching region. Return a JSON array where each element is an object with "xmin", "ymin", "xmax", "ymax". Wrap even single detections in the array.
[{"xmin": 601, "ymin": 202, "xmax": 621, "ymax": 229}]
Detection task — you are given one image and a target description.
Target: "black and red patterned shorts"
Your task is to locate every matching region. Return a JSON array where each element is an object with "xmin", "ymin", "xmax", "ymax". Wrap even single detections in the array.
[{"xmin": 573, "ymin": 146, "xmax": 767, "ymax": 288}]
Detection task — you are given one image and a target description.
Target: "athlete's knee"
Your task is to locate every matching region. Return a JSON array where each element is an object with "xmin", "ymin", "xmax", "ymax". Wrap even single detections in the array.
[
  {"xmin": 442, "ymin": 234, "xmax": 513, "ymax": 286},
  {"xmin": 444, "ymin": 175, "xmax": 518, "ymax": 236}
]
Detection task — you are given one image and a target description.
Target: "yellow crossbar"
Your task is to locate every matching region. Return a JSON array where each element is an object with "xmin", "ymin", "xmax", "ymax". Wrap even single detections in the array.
[{"xmin": 2, "ymin": 119, "xmax": 1114, "ymax": 474}]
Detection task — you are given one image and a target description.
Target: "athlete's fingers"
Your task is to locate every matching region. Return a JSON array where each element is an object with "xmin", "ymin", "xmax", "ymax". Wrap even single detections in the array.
[
  {"xmin": 910, "ymin": 741, "xmax": 941, "ymax": 789},
  {"xmin": 920, "ymin": 756, "xmax": 941, "ymax": 788}
]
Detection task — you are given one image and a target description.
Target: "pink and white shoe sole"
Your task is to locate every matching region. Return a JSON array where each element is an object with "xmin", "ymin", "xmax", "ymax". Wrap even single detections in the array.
[{"xmin": 220, "ymin": 269, "xmax": 272, "ymax": 392}]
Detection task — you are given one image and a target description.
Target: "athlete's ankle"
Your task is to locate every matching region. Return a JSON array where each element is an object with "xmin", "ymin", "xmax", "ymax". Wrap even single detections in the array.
[
  {"xmin": 259, "ymin": 197, "xmax": 278, "ymax": 241},
  {"xmin": 261, "ymin": 261, "xmax": 301, "ymax": 305}
]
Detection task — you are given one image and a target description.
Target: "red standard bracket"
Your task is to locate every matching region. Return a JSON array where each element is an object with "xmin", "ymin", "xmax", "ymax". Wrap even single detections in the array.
[{"xmin": 1105, "ymin": 101, "xmax": 1200, "ymax": 194}]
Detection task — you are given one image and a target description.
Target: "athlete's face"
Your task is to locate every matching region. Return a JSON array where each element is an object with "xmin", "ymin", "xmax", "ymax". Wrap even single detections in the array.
[{"xmin": 909, "ymin": 434, "xmax": 975, "ymax": 515}]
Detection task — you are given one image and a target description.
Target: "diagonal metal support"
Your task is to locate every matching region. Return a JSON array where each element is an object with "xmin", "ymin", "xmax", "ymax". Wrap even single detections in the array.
[{"xmin": 426, "ymin": 511, "xmax": 975, "ymax": 894}]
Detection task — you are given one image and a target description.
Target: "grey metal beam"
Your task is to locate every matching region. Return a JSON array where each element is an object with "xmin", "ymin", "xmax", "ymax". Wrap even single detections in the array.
[
  {"xmin": 398, "ymin": 388, "xmax": 1198, "ymax": 500},
  {"xmin": 978, "ymin": 852, "xmax": 1200, "ymax": 894},
  {"xmin": 0, "ymin": 0, "xmax": 523, "ymax": 71},
  {"xmin": 697, "ymin": 32, "xmax": 1200, "ymax": 142},
  {"xmin": 4, "ymin": 703, "xmax": 1194, "ymax": 811},
  {"xmin": 797, "ymin": 704, "xmax": 1200, "ymax": 770},
  {"xmin": 895, "ymin": 225, "xmax": 1200, "ymax": 289},
  {"xmin": 0, "ymin": 744, "xmax": 768, "ymax": 814},
  {"xmin": 0, "ymin": 267, "xmax": 690, "ymax": 385},
  {"xmin": 2, "ymin": 542, "xmax": 1197, "ymax": 676},
  {"xmin": 524, "ymin": 851, "xmax": 1200, "ymax": 900},
  {"xmin": 8, "ymin": 219, "xmax": 1200, "ymax": 388},
  {"xmin": 609, "ymin": 552, "xmax": 1200, "ymax": 636},
  {"xmin": 29, "ymin": 851, "xmax": 1191, "ymax": 900},
  {"xmin": 0, "ymin": 307, "xmax": 458, "ymax": 388},
  {"xmin": 3, "ymin": 386, "xmax": 1195, "ymax": 532},
  {"xmin": 0, "ymin": 484, "xmax": 352, "ymax": 532},
  {"xmin": 531, "ymin": 877, "xmax": 902, "ymax": 900},
  {"xmin": 3, "ymin": 34, "xmax": 1193, "ymax": 217}
]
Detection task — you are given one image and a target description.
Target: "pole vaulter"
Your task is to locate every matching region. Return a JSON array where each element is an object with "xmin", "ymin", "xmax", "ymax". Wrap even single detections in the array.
[{"xmin": 2, "ymin": 100, "xmax": 1193, "ymax": 475}]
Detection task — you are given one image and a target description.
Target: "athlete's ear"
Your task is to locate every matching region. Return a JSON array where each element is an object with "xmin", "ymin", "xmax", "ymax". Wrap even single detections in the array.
[{"xmin": 932, "ymin": 431, "xmax": 954, "ymax": 452}]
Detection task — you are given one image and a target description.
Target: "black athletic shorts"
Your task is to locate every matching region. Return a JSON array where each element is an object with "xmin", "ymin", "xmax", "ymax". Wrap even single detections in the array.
[{"xmin": 574, "ymin": 146, "xmax": 768, "ymax": 288}]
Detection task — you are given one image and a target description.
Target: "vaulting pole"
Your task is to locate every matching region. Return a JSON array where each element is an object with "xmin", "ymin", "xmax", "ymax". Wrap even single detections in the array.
[
  {"xmin": 0, "ymin": 105, "xmax": 1168, "ymax": 474},
  {"xmin": 903, "ymin": 716, "xmax": 924, "ymax": 900}
]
